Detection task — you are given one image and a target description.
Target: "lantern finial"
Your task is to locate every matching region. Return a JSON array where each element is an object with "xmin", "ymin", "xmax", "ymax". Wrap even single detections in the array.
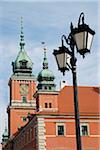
[{"xmin": 78, "ymin": 12, "xmax": 84, "ymax": 26}]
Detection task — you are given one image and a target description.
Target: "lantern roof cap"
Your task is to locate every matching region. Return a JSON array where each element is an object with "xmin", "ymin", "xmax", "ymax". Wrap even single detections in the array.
[{"xmin": 72, "ymin": 23, "xmax": 95, "ymax": 35}]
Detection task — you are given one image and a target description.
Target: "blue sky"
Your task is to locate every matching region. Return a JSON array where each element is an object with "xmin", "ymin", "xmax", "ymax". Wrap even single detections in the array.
[{"xmin": 0, "ymin": 0, "xmax": 99, "ymax": 149}]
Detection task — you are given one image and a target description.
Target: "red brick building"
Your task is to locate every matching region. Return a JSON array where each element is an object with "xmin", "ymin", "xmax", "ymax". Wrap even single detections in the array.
[{"xmin": 2, "ymin": 23, "xmax": 100, "ymax": 150}]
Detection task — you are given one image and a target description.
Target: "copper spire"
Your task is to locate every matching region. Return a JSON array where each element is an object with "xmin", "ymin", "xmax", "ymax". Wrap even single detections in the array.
[
  {"xmin": 20, "ymin": 17, "xmax": 25, "ymax": 51},
  {"xmin": 41, "ymin": 42, "xmax": 48, "ymax": 69}
]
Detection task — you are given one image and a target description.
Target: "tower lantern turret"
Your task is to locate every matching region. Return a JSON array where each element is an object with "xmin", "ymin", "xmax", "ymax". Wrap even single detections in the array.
[
  {"xmin": 37, "ymin": 43, "xmax": 56, "ymax": 91},
  {"xmin": 12, "ymin": 17, "xmax": 33, "ymax": 75}
]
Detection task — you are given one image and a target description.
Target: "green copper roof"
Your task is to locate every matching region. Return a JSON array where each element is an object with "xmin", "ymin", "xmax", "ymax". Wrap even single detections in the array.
[
  {"xmin": 37, "ymin": 45, "xmax": 56, "ymax": 91},
  {"xmin": 20, "ymin": 17, "xmax": 25, "ymax": 51},
  {"xmin": 43, "ymin": 47, "xmax": 48, "ymax": 69},
  {"xmin": 3, "ymin": 128, "xmax": 8, "ymax": 137},
  {"xmin": 12, "ymin": 17, "xmax": 33, "ymax": 74},
  {"xmin": 37, "ymin": 47, "xmax": 55, "ymax": 82},
  {"xmin": 2, "ymin": 125, "xmax": 8, "ymax": 143},
  {"xmin": 38, "ymin": 69, "xmax": 55, "ymax": 81},
  {"xmin": 14, "ymin": 50, "xmax": 33, "ymax": 68}
]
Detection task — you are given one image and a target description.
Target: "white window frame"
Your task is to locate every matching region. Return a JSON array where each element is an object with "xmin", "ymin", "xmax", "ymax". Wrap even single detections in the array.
[
  {"xmin": 80, "ymin": 123, "xmax": 90, "ymax": 136},
  {"xmin": 56, "ymin": 123, "xmax": 66, "ymax": 136}
]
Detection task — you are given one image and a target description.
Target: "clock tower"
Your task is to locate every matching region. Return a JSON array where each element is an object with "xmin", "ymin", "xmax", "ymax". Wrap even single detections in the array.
[{"xmin": 7, "ymin": 18, "xmax": 36, "ymax": 137}]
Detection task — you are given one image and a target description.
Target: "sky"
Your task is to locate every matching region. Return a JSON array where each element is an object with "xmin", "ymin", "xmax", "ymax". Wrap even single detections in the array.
[{"xmin": 0, "ymin": 0, "xmax": 99, "ymax": 149}]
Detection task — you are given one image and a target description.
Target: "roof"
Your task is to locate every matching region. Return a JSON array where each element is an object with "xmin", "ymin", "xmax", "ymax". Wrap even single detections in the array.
[
  {"xmin": 15, "ymin": 50, "xmax": 33, "ymax": 68},
  {"xmin": 38, "ymin": 69, "xmax": 55, "ymax": 81},
  {"xmin": 58, "ymin": 86, "xmax": 100, "ymax": 116}
]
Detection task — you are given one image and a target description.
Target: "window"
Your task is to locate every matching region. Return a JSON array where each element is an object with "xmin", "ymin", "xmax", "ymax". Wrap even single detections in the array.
[
  {"xmin": 20, "ymin": 60, "xmax": 27, "ymax": 69},
  {"xmin": 44, "ymin": 103, "xmax": 52, "ymax": 108},
  {"xmin": 22, "ymin": 96, "xmax": 27, "ymax": 103},
  {"xmin": 56, "ymin": 124, "xmax": 65, "ymax": 136},
  {"xmin": 49, "ymin": 86, "xmax": 52, "ymax": 90},
  {"xmin": 49, "ymin": 103, "xmax": 52, "ymax": 108},
  {"xmin": 45, "ymin": 103, "xmax": 48, "ymax": 108},
  {"xmin": 22, "ymin": 116, "xmax": 27, "ymax": 122},
  {"xmin": 80, "ymin": 124, "xmax": 89, "ymax": 136},
  {"xmin": 44, "ymin": 86, "xmax": 47, "ymax": 90}
]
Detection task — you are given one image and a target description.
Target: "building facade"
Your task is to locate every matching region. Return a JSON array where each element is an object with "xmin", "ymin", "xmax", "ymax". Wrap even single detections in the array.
[
  {"xmin": 3, "ymin": 86, "xmax": 100, "ymax": 150},
  {"xmin": 2, "ymin": 21, "xmax": 100, "ymax": 150}
]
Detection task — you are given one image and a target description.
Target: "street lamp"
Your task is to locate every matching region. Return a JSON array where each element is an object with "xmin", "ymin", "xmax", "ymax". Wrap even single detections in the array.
[{"xmin": 53, "ymin": 12, "xmax": 95, "ymax": 150}]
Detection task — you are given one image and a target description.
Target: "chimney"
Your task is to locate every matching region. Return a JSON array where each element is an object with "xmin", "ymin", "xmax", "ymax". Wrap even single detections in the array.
[{"xmin": 60, "ymin": 80, "xmax": 67, "ymax": 90}]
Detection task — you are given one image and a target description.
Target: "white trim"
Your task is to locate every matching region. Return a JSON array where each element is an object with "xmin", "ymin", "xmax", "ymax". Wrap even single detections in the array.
[
  {"xmin": 46, "ymin": 135, "xmax": 76, "ymax": 138},
  {"xmin": 11, "ymin": 99, "xmax": 35, "ymax": 102},
  {"xmin": 56, "ymin": 123, "xmax": 66, "ymax": 136},
  {"xmin": 82, "ymin": 148, "xmax": 95, "ymax": 150},
  {"xmin": 10, "ymin": 99, "xmax": 36, "ymax": 107},
  {"xmin": 36, "ymin": 118, "xmax": 46, "ymax": 150},
  {"xmin": 80, "ymin": 123, "xmax": 90, "ymax": 136},
  {"xmin": 46, "ymin": 134, "xmax": 100, "ymax": 138},
  {"xmin": 11, "ymin": 103, "xmax": 36, "ymax": 107},
  {"xmin": 10, "ymin": 75, "xmax": 36, "ymax": 81},
  {"xmin": 39, "ymin": 108, "xmax": 58, "ymax": 112},
  {"xmin": 36, "ymin": 115, "xmax": 100, "ymax": 119},
  {"xmin": 37, "ymin": 91, "xmax": 59, "ymax": 95},
  {"xmin": 90, "ymin": 135, "xmax": 100, "ymax": 137},
  {"xmin": 46, "ymin": 135, "xmax": 56, "ymax": 138},
  {"xmin": 45, "ymin": 119, "xmax": 100, "ymax": 123}
]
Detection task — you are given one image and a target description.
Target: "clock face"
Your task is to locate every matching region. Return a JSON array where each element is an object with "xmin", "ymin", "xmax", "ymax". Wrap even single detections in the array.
[{"xmin": 20, "ymin": 84, "xmax": 29, "ymax": 95}]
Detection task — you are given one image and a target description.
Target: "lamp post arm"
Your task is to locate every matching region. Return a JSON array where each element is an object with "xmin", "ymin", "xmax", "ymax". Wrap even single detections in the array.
[
  {"xmin": 61, "ymin": 34, "xmax": 72, "ymax": 56},
  {"xmin": 61, "ymin": 34, "xmax": 68, "ymax": 46}
]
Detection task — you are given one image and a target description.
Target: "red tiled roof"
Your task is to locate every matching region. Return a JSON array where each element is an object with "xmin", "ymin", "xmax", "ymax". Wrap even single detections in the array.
[{"xmin": 58, "ymin": 86, "xmax": 100, "ymax": 116}]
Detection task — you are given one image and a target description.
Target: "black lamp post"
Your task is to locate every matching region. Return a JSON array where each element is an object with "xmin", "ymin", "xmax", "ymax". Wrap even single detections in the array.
[{"xmin": 53, "ymin": 12, "xmax": 95, "ymax": 150}]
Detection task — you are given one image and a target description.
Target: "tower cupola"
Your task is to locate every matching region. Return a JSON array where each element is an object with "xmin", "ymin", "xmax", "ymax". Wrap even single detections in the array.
[
  {"xmin": 12, "ymin": 17, "xmax": 33, "ymax": 75},
  {"xmin": 37, "ymin": 44, "xmax": 56, "ymax": 91},
  {"xmin": 2, "ymin": 124, "xmax": 8, "ymax": 145}
]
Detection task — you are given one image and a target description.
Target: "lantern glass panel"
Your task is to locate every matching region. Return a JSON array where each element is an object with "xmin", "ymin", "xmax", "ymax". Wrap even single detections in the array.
[
  {"xmin": 56, "ymin": 53, "xmax": 66, "ymax": 69},
  {"xmin": 55, "ymin": 52, "xmax": 71, "ymax": 70},
  {"xmin": 74, "ymin": 32, "xmax": 84, "ymax": 50},
  {"xmin": 87, "ymin": 32, "xmax": 94, "ymax": 50},
  {"xmin": 74, "ymin": 31, "xmax": 88, "ymax": 51},
  {"xmin": 66, "ymin": 53, "xmax": 71, "ymax": 66}
]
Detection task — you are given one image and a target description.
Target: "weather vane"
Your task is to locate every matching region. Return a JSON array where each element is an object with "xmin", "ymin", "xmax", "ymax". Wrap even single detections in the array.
[
  {"xmin": 20, "ymin": 17, "xmax": 25, "ymax": 51},
  {"xmin": 41, "ymin": 42, "xmax": 47, "ymax": 57}
]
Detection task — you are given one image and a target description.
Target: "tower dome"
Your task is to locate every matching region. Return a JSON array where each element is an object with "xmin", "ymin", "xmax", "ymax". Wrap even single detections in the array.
[
  {"xmin": 12, "ymin": 17, "xmax": 33, "ymax": 75},
  {"xmin": 38, "ymin": 69, "xmax": 54, "ymax": 81},
  {"xmin": 37, "ymin": 46, "xmax": 56, "ymax": 91}
]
